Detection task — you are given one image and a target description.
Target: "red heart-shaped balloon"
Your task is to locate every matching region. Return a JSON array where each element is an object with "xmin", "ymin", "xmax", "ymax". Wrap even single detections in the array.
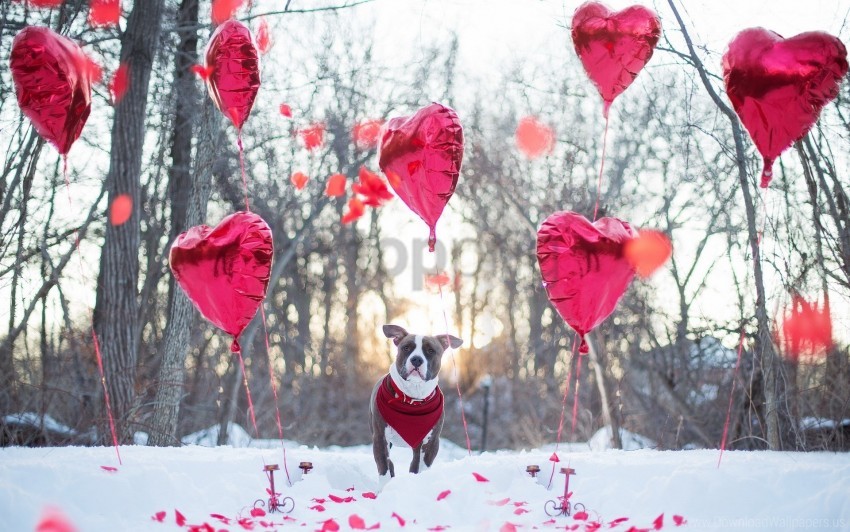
[
  {"xmin": 722, "ymin": 28, "xmax": 848, "ymax": 188},
  {"xmin": 10, "ymin": 26, "xmax": 92, "ymax": 155},
  {"xmin": 379, "ymin": 102, "xmax": 463, "ymax": 252},
  {"xmin": 205, "ymin": 20, "xmax": 261, "ymax": 129},
  {"xmin": 571, "ymin": 2, "xmax": 661, "ymax": 117},
  {"xmin": 537, "ymin": 211, "xmax": 637, "ymax": 353},
  {"xmin": 170, "ymin": 211, "xmax": 273, "ymax": 352}
]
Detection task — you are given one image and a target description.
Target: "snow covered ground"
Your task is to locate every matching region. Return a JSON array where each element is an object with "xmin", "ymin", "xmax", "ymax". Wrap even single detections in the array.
[{"xmin": 1, "ymin": 427, "xmax": 848, "ymax": 531}]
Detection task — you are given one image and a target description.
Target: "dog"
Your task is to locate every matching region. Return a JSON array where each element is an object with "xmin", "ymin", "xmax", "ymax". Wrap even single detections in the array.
[{"xmin": 370, "ymin": 324, "xmax": 463, "ymax": 478}]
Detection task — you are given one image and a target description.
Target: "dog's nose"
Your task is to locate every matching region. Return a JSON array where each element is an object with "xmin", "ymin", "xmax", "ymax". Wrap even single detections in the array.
[{"xmin": 410, "ymin": 356, "xmax": 424, "ymax": 368}]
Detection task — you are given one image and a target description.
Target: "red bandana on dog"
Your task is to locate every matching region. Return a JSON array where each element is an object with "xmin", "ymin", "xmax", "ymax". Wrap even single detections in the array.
[{"xmin": 376, "ymin": 374, "xmax": 444, "ymax": 448}]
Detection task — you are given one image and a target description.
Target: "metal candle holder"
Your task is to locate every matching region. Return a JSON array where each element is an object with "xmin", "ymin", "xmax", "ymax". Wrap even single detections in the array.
[
  {"xmin": 299, "ymin": 461, "xmax": 313, "ymax": 475},
  {"xmin": 544, "ymin": 467, "xmax": 585, "ymax": 517},
  {"xmin": 254, "ymin": 464, "xmax": 294, "ymax": 514},
  {"xmin": 526, "ymin": 464, "xmax": 541, "ymax": 478}
]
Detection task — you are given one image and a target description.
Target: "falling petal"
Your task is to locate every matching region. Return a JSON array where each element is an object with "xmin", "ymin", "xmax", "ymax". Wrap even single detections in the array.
[
  {"xmin": 279, "ymin": 103, "xmax": 293, "ymax": 117},
  {"xmin": 256, "ymin": 18, "xmax": 272, "ymax": 54},
  {"xmin": 109, "ymin": 63, "xmax": 130, "ymax": 105},
  {"xmin": 515, "ymin": 116, "xmax": 555, "ymax": 159},
  {"xmin": 624, "ymin": 230, "xmax": 672, "ymax": 278},
  {"xmin": 352, "ymin": 119, "xmax": 384, "ymax": 148},
  {"xmin": 291, "ymin": 171, "xmax": 309, "ymax": 190},
  {"xmin": 89, "ymin": 0, "xmax": 120, "ymax": 27},
  {"xmin": 110, "ymin": 194, "xmax": 133, "ymax": 226},
  {"xmin": 326, "ymin": 173, "xmax": 347, "ymax": 197},
  {"xmin": 212, "ymin": 0, "xmax": 246, "ymax": 25}
]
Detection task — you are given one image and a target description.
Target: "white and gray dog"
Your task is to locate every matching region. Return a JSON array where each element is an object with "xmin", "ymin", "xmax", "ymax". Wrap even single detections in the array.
[{"xmin": 370, "ymin": 324, "xmax": 463, "ymax": 477}]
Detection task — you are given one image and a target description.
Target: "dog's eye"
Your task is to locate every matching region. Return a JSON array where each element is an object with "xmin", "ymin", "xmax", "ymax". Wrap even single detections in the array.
[
  {"xmin": 403, "ymin": 344, "xmax": 412, "ymax": 352},
  {"xmin": 425, "ymin": 347, "xmax": 434, "ymax": 356}
]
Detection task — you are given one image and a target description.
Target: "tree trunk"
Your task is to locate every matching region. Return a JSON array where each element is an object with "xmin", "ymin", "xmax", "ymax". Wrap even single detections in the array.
[
  {"xmin": 94, "ymin": 0, "xmax": 165, "ymax": 443},
  {"xmin": 148, "ymin": 0, "xmax": 214, "ymax": 447},
  {"xmin": 667, "ymin": 0, "xmax": 785, "ymax": 450},
  {"xmin": 588, "ymin": 334, "xmax": 621, "ymax": 449}
]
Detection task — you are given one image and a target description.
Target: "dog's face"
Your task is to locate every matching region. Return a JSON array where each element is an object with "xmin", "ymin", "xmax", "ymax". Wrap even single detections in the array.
[{"xmin": 383, "ymin": 325, "xmax": 463, "ymax": 382}]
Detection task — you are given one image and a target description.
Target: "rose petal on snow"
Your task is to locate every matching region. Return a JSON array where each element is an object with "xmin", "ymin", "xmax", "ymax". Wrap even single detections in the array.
[
  {"xmin": 488, "ymin": 498, "xmax": 511, "ymax": 506},
  {"xmin": 672, "ymin": 515, "xmax": 686, "ymax": 527},
  {"xmin": 653, "ymin": 514, "xmax": 664, "ymax": 530},
  {"xmin": 100, "ymin": 465, "xmax": 118, "ymax": 473},
  {"xmin": 608, "ymin": 517, "xmax": 629, "ymax": 528},
  {"xmin": 391, "ymin": 512, "xmax": 406, "ymax": 527},
  {"xmin": 320, "ymin": 518, "xmax": 340, "ymax": 532},
  {"xmin": 500, "ymin": 524, "xmax": 518, "ymax": 532},
  {"xmin": 472, "ymin": 472, "xmax": 489, "ymax": 482},
  {"xmin": 250, "ymin": 507, "xmax": 265, "ymax": 518},
  {"xmin": 573, "ymin": 511, "xmax": 588, "ymax": 521},
  {"xmin": 152, "ymin": 511, "xmax": 166, "ymax": 523},
  {"xmin": 362, "ymin": 492, "xmax": 378, "ymax": 499},
  {"xmin": 36, "ymin": 508, "xmax": 77, "ymax": 532},
  {"xmin": 175, "ymin": 510, "xmax": 186, "ymax": 526},
  {"xmin": 436, "ymin": 490, "xmax": 451, "ymax": 501}
]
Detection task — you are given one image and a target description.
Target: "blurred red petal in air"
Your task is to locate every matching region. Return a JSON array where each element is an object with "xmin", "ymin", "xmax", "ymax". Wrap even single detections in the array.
[
  {"xmin": 425, "ymin": 272, "xmax": 451, "ymax": 292},
  {"xmin": 19, "ymin": 0, "xmax": 64, "ymax": 8},
  {"xmin": 256, "ymin": 18, "xmax": 272, "ymax": 54},
  {"xmin": 78, "ymin": 54, "xmax": 103, "ymax": 85},
  {"xmin": 109, "ymin": 63, "xmax": 130, "ymax": 104},
  {"xmin": 110, "ymin": 194, "xmax": 133, "ymax": 225},
  {"xmin": 352, "ymin": 119, "xmax": 384, "ymax": 149},
  {"xmin": 326, "ymin": 173, "xmax": 347, "ymax": 197},
  {"xmin": 352, "ymin": 166, "xmax": 393, "ymax": 207},
  {"xmin": 624, "ymin": 230, "xmax": 672, "ymax": 278},
  {"xmin": 36, "ymin": 508, "xmax": 77, "ymax": 532},
  {"xmin": 342, "ymin": 197, "xmax": 365, "ymax": 224},
  {"xmin": 515, "ymin": 116, "xmax": 555, "ymax": 159},
  {"xmin": 291, "ymin": 171, "xmax": 309, "ymax": 190},
  {"xmin": 781, "ymin": 295, "xmax": 833, "ymax": 359},
  {"xmin": 279, "ymin": 103, "xmax": 292, "ymax": 117},
  {"xmin": 191, "ymin": 64, "xmax": 213, "ymax": 80},
  {"xmin": 299, "ymin": 123, "xmax": 325, "ymax": 151},
  {"xmin": 89, "ymin": 0, "xmax": 120, "ymax": 27},
  {"xmin": 212, "ymin": 0, "xmax": 245, "ymax": 25}
]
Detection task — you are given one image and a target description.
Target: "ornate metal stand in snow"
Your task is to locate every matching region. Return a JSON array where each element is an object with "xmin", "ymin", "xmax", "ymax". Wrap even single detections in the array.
[
  {"xmin": 545, "ymin": 467, "xmax": 585, "ymax": 517},
  {"xmin": 254, "ymin": 464, "xmax": 294, "ymax": 514}
]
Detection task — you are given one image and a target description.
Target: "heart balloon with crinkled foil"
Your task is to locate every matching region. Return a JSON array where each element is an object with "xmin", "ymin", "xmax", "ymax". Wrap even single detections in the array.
[
  {"xmin": 723, "ymin": 28, "xmax": 848, "ymax": 188},
  {"xmin": 379, "ymin": 102, "xmax": 463, "ymax": 252},
  {"xmin": 170, "ymin": 211, "xmax": 273, "ymax": 352},
  {"xmin": 10, "ymin": 26, "xmax": 93, "ymax": 155},
  {"xmin": 571, "ymin": 2, "xmax": 661, "ymax": 117},
  {"xmin": 537, "ymin": 211, "xmax": 637, "ymax": 354},
  {"xmin": 205, "ymin": 19, "xmax": 261, "ymax": 129}
]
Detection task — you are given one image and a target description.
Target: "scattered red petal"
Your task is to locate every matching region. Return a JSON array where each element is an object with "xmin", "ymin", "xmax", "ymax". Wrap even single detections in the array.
[
  {"xmin": 587, "ymin": 523, "xmax": 602, "ymax": 532},
  {"xmin": 346, "ymin": 487, "xmax": 356, "ymax": 492},
  {"xmin": 500, "ymin": 524, "xmax": 518, "ymax": 532},
  {"xmin": 79, "ymin": 54, "xmax": 103, "ymax": 85},
  {"xmin": 188, "ymin": 524, "xmax": 215, "ymax": 532},
  {"xmin": 326, "ymin": 173, "xmax": 347, "ymax": 197},
  {"xmin": 352, "ymin": 119, "xmax": 384, "ymax": 149},
  {"xmin": 513, "ymin": 508, "xmax": 529, "ymax": 515},
  {"xmin": 299, "ymin": 123, "xmax": 326, "ymax": 151},
  {"xmin": 237, "ymin": 517, "xmax": 254, "ymax": 530},
  {"xmin": 573, "ymin": 511, "xmax": 588, "ymax": 521},
  {"xmin": 309, "ymin": 505, "xmax": 326, "ymax": 512},
  {"xmin": 428, "ymin": 527, "xmax": 448, "ymax": 531},
  {"xmin": 342, "ymin": 197, "xmax": 365, "ymax": 224},
  {"xmin": 279, "ymin": 104, "xmax": 293, "ymax": 117},
  {"xmin": 89, "ymin": 0, "xmax": 120, "ymax": 27},
  {"xmin": 516, "ymin": 116, "xmax": 555, "ymax": 159},
  {"xmin": 256, "ymin": 18, "xmax": 272, "ymax": 54},
  {"xmin": 626, "ymin": 527, "xmax": 650, "ymax": 532},
  {"xmin": 436, "ymin": 489, "xmax": 451, "ymax": 501},
  {"xmin": 542, "ymin": 519, "xmax": 556, "ymax": 526},
  {"xmin": 100, "ymin": 465, "xmax": 118, "ymax": 473},
  {"xmin": 781, "ymin": 295, "xmax": 833, "ymax": 359},
  {"xmin": 472, "ymin": 472, "xmax": 489, "ymax": 482},
  {"xmin": 109, "ymin": 194, "xmax": 133, "ymax": 225},
  {"xmin": 361, "ymin": 492, "xmax": 377, "ymax": 499},
  {"xmin": 352, "ymin": 166, "xmax": 394, "ymax": 207},
  {"xmin": 152, "ymin": 511, "xmax": 166, "ymax": 523},
  {"xmin": 348, "ymin": 514, "xmax": 379, "ymax": 530},
  {"xmin": 391, "ymin": 512, "xmax": 406, "ymax": 527},
  {"xmin": 652, "ymin": 514, "xmax": 664, "ymax": 530},
  {"xmin": 175, "ymin": 510, "xmax": 187, "ymax": 527},
  {"xmin": 513, "ymin": 502, "xmax": 528, "ymax": 507},
  {"xmin": 250, "ymin": 507, "xmax": 265, "ymax": 518},
  {"xmin": 624, "ymin": 230, "xmax": 672, "ymax": 278},
  {"xmin": 210, "ymin": 514, "xmax": 230, "ymax": 524},
  {"xmin": 291, "ymin": 171, "xmax": 309, "ymax": 190},
  {"xmin": 212, "ymin": 0, "xmax": 246, "ymax": 25},
  {"xmin": 320, "ymin": 519, "xmax": 340, "ymax": 532},
  {"xmin": 312, "ymin": 498, "xmax": 327, "ymax": 504},
  {"xmin": 672, "ymin": 515, "xmax": 685, "ymax": 527},
  {"xmin": 328, "ymin": 494, "xmax": 355, "ymax": 503},
  {"xmin": 549, "ymin": 452, "xmax": 560, "ymax": 462},
  {"xmin": 191, "ymin": 64, "xmax": 214, "ymax": 80},
  {"xmin": 36, "ymin": 508, "xmax": 77, "ymax": 532},
  {"xmin": 109, "ymin": 62, "xmax": 130, "ymax": 105},
  {"xmin": 608, "ymin": 517, "xmax": 629, "ymax": 528},
  {"xmin": 488, "ymin": 498, "xmax": 511, "ymax": 507}
]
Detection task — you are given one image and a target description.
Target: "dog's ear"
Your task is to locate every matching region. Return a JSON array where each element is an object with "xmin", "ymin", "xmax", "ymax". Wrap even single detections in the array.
[
  {"xmin": 436, "ymin": 334, "xmax": 463, "ymax": 350},
  {"xmin": 382, "ymin": 324, "xmax": 408, "ymax": 346}
]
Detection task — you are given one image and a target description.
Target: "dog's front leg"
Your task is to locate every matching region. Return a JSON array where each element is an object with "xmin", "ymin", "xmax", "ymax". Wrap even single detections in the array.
[
  {"xmin": 372, "ymin": 433, "xmax": 394, "ymax": 477},
  {"xmin": 409, "ymin": 444, "xmax": 423, "ymax": 473}
]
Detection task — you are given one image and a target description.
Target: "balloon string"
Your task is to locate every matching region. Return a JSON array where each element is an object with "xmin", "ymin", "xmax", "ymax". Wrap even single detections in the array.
[
  {"xmin": 438, "ymin": 283, "xmax": 471, "ymax": 456},
  {"xmin": 592, "ymin": 115, "xmax": 610, "ymax": 221},
  {"xmin": 718, "ymin": 327, "xmax": 745, "ymax": 468},
  {"xmin": 260, "ymin": 305, "xmax": 292, "ymax": 486},
  {"xmin": 62, "ymin": 155, "xmax": 122, "ymax": 465},
  {"xmin": 235, "ymin": 348, "xmax": 259, "ymax": 437},
  {"xmin": 570, "ymin": 353, "xmax": 584, "ymax": 441},
  {"xmin": 237, "ymin": 130, "xmax": 250, "ymax": 212},
  {"xmin": 547, "ymin": 335, "xmax": 578, "ymax": 490}
]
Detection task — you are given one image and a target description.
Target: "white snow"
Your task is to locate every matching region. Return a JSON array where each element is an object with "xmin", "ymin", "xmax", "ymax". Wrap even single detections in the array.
[
  {"xmin": 2, "ymin": 427, "xmax": 849, "ymax": 532},
  {"xmin": 3, "ymin": 412, "xmax": 77, "ymax": 436}
]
